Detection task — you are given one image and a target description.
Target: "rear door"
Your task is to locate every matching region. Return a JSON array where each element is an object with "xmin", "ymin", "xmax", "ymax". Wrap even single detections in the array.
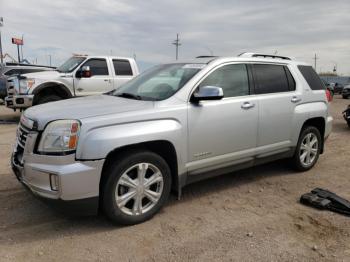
[
  {"xmin": 251, "ymin": 63, "xmax": 299, "ymax": 155},
  {"xmin": 112, "ymin": 59, "xmax": 134, "ymax": 90}
]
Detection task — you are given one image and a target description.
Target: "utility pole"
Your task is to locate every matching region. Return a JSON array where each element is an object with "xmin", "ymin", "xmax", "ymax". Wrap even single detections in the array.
[
  {"xmin": 172, "ymin": 33, "xmax": 181, "ymax": 60},
  {"xmin": 0, "ymin": 17, "xmax": 3, "ymax": 64},
  {"xmin": 313, "ymin": 53, "xmax": 319, "ymax": 72},
  {"xmin": 21, "ymin": 34, "xmax": 24, "ymax": 61}
]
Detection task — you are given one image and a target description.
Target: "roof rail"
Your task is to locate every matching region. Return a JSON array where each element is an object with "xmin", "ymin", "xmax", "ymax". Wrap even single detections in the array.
[{"xmin": 238, "ymin": 52, "xmax": 291, "ymax": 60}]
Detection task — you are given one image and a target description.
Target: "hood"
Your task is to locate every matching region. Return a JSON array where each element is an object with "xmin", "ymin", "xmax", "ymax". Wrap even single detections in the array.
[
  {"xmin": 24, "ymin": 95, "xmax": 154, "ymax": 130},
  {"xmin": 22, "ymin": 70, "xmax": 65, "ymax": 80}
]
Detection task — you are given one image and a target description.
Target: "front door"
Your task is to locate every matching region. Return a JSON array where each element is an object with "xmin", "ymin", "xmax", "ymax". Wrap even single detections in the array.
[
  {"xmin": 187, "ymin": 63, "xmax": 259, "ymax": 174},
  {"xmin": 74, "ymin": 58, "xmax": 113, "ymax": 96}
]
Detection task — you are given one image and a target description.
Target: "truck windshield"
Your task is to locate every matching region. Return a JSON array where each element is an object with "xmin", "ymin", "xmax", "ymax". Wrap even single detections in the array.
[
  {"xmin": 57, "ymin": 57, "xmax": 86, "ymax": 73},
  {"xmin": 112, "ymin": 63, "xmax": 205, "ymax": 101}
]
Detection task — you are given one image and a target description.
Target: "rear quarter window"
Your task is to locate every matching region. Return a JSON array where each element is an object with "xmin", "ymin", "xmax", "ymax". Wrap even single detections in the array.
[{"xmin": 298, "ymin": 65, "xmax": 325, "ymax": 90}]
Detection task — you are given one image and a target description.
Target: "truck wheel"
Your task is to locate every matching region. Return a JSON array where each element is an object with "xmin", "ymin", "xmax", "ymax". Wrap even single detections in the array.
[
  {"xmin": 34, "ymin": 94, "xmax": 62, "ymax": 105},
  {"xmin": 102, "ymin": 151, "xmax": 171, "ymax": 225},
  {"xmin": 291, "ymin": 126, "xmax": 322, "ymax": 171}
]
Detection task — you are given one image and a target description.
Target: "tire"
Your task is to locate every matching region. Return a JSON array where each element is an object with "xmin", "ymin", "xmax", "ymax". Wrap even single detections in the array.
[
  {"xmin": 102, "ymin": 150, "xmax": 171, "ymax": 225},
  {"xmin": 291, "ymin": 126, "xmax": 322, "ymax": 171},
  {"xmin": 347, "ymin": 121, "xmax": 350, "ymax": 128},
  {"xmin": 343, "ymin": 95, "xmax": 349, "ymax": 99},
  {"xmin": 34, "ymin": 94, "xmax": 62, "ymax": 105}
]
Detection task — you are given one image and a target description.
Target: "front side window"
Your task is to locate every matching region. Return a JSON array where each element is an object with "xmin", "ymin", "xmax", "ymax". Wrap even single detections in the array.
[
  {"xmin": 112, "ymin": 63, "xmax": 204, "ymax": 101},
  {"xmin": 82, "ymin": 59, "xmax": 109, "ymax": 76},
  {"xmin": 253, "ymin": 64, "xmax": 290, "ymax": 94},
  {"xmin": 113, "ymin": 59, "xmax": 133, "ymax": 76},
  {"xmin": 199, "ymin": 64, "xmax": 249, "ymax": 98}
]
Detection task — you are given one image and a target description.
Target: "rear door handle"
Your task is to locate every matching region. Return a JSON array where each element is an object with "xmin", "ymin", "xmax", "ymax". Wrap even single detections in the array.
[
  {"xmin": 291, "ymin": 96, "xmax": 301, "ymax": 103},
  {"xmin": 241, "ymin": 102, "xmax": 255, "ymax": 110}
]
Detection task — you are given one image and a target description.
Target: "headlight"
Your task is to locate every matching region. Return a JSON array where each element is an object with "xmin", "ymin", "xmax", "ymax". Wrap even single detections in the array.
[
  {"xmin": 38, "ymin": 120, "xmax": 81, "ymax": 154},
  {"xmin": 19, "ymin": 78, "xmax": 35, "ymax": 93}
]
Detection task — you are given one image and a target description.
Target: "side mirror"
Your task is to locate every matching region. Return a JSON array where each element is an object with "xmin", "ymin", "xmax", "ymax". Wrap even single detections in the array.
[
  {"xmin": 191, "ymin": 86, "xmax": 224, "ymax": 103},
  {"xmin": 77, "ymin": 66, "xmax": 91, "ymax": 78}
]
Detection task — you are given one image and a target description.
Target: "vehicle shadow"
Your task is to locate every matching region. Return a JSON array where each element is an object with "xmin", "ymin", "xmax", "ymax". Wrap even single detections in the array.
[
  {"xmin": 0, "ymin": 159, "xmax": 297, "ymax": 246},
  {"xmin": 0, "ymin": 105, "xmax": 21, "ymax": 124}
]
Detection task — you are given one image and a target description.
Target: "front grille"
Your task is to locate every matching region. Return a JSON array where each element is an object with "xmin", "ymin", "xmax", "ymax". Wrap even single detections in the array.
[
  {"xmin": 7, "ymin": 79, "xmax": 15, "ymax": 96},
  {"xmin": 17, "ymin": 123, "xmax": 30, "ymax": 148},
  {"xmin": 14, "ymin": 122, "xmax": 32, "ymax": 167}
]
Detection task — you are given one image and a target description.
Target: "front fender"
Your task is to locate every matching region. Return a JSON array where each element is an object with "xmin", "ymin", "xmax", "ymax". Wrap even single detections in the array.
[
  {"xmin": 76, "ymin": 119, "xmax": 184, "ymax": 163},
  {"xmin": 30, "ymin": 81, "xmax": 73, "ymax": 97}
]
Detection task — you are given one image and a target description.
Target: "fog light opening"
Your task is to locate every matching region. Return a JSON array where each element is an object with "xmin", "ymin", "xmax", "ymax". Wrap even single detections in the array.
[{"xmin": 49, "ymin": 174, "xmax": 59, "ymax": 191}]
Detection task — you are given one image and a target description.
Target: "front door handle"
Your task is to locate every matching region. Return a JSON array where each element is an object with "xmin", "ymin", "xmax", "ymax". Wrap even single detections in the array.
[
  {"xmin": 291, "ymin": 96, "xmax": 301, "ymax": 103},
  {"xmin": 241, "ymin": 102, "xmax": 255, "ymax": 110},
  {"xmin": 104, "ymin": 79, "xmax": 109, "ymax": 82}
]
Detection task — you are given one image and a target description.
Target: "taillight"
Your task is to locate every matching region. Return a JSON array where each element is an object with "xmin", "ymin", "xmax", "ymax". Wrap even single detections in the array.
[{"xmin": 326, "ymin": 89, "xmax": 333, "ymax": 102}]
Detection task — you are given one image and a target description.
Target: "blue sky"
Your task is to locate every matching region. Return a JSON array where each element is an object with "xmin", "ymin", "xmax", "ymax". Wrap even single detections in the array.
[{"xmin": 1, "ymin": 0, "xmax": 350, "ymax": 74}]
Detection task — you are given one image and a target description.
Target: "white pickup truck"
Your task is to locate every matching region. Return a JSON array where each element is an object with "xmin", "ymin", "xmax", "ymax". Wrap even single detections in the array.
[{"xmin": 5, "ymin": 55, "xmax": 139, "ymax": 109}]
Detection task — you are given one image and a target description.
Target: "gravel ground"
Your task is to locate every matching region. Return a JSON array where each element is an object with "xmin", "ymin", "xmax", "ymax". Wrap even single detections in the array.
[{"xmin": 0, "ymin": 97, "xmax": 349, "ymax": 262}]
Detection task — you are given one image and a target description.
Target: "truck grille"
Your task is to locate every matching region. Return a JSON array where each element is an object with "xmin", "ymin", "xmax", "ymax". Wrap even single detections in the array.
[{"xmin": 7, "ymin": 78, "xmax": 15, "ymax": 96}]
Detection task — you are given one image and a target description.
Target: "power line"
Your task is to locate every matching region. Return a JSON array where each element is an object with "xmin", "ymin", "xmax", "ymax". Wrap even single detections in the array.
[{"xmin": 172, "ymin": 33, "xmax": 181, "ymax": 60}]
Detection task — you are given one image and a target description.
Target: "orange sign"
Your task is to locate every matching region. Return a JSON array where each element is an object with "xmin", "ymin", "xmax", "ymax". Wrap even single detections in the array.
[{"xmin": 12, "ymin": 38, "xmax": 23, "ymax": 45}]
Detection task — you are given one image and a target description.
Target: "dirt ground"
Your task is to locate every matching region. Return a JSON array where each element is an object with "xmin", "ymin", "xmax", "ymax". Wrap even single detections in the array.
[{"xmin": 0, "ymin": 97, "xmax": 349, "ymax": 262}]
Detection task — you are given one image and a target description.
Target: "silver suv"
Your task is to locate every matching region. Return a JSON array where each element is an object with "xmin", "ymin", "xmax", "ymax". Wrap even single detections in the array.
[{"xmin": 11, "ymin": 53, "xmax": 333, "ymax": 225}]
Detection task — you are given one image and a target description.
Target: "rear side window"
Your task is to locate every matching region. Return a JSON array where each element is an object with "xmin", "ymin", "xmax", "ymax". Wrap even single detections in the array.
[
  {"xmin": 252, "ymin": 64, "xmax": 291, "ymax": 94},
  {"xmin": 113, "ymin": 59, "xmax": 133, "ymax": 76},
  {"xmin": 298, "ymin": 65, "xmax": 325, "ymax": 90},
  {"xmin": 82, "ymin": 59, "xmax": 109, "ymax": 76}
]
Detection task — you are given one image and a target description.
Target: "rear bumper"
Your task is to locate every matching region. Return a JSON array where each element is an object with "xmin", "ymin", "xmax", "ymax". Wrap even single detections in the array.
[{"xmin": 5, "ymin": 94, "xmax": 34, "ymax": 109}]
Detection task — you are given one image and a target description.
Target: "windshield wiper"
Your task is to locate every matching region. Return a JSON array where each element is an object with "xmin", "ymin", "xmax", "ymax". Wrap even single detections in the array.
[{"xmin": 115, "ymin": 92, "xmax": 142, "ymax": 100}]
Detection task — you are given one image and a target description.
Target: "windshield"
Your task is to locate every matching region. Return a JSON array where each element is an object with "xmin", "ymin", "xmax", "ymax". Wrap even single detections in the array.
[
  {"xmin": 57, "ymin": 57, "xmax": 86, "ymax": 73},
  {"xmin": 112, "ymin": 63, "xmax": 205, "ymax": 101}
]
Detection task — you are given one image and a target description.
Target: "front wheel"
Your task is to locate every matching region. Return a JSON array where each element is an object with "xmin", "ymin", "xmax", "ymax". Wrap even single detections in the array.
[
  {"xmin": 102, "ymin": 151, "xmax": 171, "ymax": 225},
  {"xmin": 291, "ymin": 126, "xmax": 322, "ymax": 171}
]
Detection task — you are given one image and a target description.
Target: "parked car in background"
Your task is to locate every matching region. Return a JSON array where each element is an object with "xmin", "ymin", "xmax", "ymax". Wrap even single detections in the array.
[
  {"xmin": 5, "ymin": 55, "xmax": 139, "ymax": 110},
  {"xmin": 342, "ymin": 104, "xmax": 350, "ymax": 127},
  {"xmin": 333, "ymin": 82, "xmax": 345, "ymax": 94},
  {"xmin": 342, "ymin": 84, "xmax": 350, "ymax": 99},
  {"xmin": 0, "ymin": 63, "xmax": 54, "ymax": 100},
  {"xmin": 11, "ymin": 53, "xmax": 333, "ymax": 225}
]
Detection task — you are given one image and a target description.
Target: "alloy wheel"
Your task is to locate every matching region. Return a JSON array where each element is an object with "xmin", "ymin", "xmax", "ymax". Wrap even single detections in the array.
[
  {"xmin": 299, "ymin": 133, "xmax": 319, "ymax": 167},
  {"xmin": 115, "ymin": 163, "xmax": 164, "ymax": 216}
]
